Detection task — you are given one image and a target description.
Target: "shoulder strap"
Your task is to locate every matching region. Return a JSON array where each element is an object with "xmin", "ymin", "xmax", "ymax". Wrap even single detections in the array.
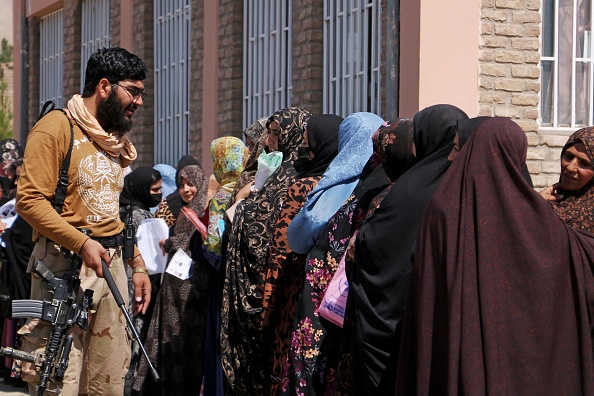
[
  {"xmin": 52, "ymin": 109, "xmax": 74, "ymax": 214},
  {"xmin": 36, "ymin": 100, "xmax": 55, "ymax": 124}
]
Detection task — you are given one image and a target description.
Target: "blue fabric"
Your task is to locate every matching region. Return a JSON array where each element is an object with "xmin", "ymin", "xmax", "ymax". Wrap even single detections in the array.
[
  {"xmin": 153, "ymin": 163, "xmax": 177, "ymax": 198},
  {"xmin": 288, "ymin": 112, "xmax": 384, "ymax": 254}
]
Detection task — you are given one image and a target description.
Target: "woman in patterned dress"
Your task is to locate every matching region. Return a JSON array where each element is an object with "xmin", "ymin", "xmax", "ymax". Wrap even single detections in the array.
[
  {"xmin": 196, "ymin": 136, "xmax": 249, "ymax": 396},
  {"xmin": 539, "ymin": 126, "xmax": 594, "ymax": 233},
  {"xmin": 134, "ymin": 163, "xmax": 208, "ymax": 396},
  {"xmin": 220, "ymin": 108, "xmax": 311, "ymax": 395},
  {"xmin": 257, "ymin": 114, "xmax": 344, "ymax": 395},
  {"xmin": 277, "ymin": 113, "xmax": 387, "ymax": 394}
]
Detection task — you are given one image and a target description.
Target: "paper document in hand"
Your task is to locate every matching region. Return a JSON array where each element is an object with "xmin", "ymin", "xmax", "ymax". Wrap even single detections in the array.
[
  {"xmin": 136, "ymin": 218, "xmax": 170, "ymax": 275},
  {"xmin": 0, "ymin": 198, "xmax": 17, "ymax": 229},
  {"xmin": 165, "ymin": 249, "xmax": 192, "ymax": 280}
]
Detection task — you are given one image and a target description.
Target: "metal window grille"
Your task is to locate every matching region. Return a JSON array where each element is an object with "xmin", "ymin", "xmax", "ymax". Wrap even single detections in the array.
[
  {"xmin": 541, "ymin": 0, "xmax": 594, "ymax": 128},
  {"xmin": 323, "ymin": 0, "xmax": 381, "ymax": 117},
  {"xmin": 39, "ymin": 9, "xmax": 64, "ymax": 109},
  {"xmin": 81, "ymin": 0, "xmax": 110, "ymax": 93},
  {"xmin": 243, "ymin": 0, "xmax": 293, "ymax": 129},
  {"xmin": 154, "ymin": 0, "xmax": 191, "ymax": 166}
]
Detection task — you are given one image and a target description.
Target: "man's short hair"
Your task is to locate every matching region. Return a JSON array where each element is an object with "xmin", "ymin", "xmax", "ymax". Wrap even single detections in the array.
[{"xmin": 81, "ymin": 47, "xmax": 148, "ymax": 97}]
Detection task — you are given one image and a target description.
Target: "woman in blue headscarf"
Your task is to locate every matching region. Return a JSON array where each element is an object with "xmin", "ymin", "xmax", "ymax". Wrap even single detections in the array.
[
  {"xmin": 280, "ymin": 112, "xmax": 385, "ymax": 395},
  {"xmin": 287, "ymin": 112, "xmax": 384, "ymax": 255}
]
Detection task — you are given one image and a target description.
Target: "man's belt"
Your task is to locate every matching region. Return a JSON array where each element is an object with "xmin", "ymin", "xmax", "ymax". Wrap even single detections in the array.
[{"xmin": 92, "ymin": 234, "xmax": 125, "ymax": 248}]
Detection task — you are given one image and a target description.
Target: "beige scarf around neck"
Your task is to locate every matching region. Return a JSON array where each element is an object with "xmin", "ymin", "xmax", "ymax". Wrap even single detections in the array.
[{"xmin": 67, "ymin": 94, "xmax": 137, "ymax": 167}]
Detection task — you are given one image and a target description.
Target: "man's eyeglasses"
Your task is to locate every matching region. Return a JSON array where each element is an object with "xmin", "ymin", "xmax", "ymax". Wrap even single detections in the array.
[{"xmin": 113, "ymin": 83, "xmax": 146, "ymax": 102}]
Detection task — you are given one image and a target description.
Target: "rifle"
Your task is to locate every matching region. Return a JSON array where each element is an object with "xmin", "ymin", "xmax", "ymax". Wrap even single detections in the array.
[
  {"xmin": 101, "ymin": 260, "xmax": 160, "ymax": 382},
  {"xmin": 1, "ymin": 231, "xmax": 93, "ymax": 395},
  {"xmin": 0, "ymin": 236, "xmax": 160, "ymax": 394}
]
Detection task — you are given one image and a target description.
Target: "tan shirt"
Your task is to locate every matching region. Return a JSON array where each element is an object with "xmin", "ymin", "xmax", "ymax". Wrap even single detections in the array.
[{"xmin": 16, "ymin": 110, "xmax": 126, "ymax": 254}]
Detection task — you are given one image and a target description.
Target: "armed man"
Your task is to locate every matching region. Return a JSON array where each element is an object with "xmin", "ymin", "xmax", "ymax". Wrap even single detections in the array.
[{"xmin": 15, "ymin": 47, "xmax": 151, "ymax": 395}]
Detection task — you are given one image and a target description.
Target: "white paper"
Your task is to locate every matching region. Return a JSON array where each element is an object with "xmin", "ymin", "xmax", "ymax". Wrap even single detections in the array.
[
  {"xmin": 136, "ymin": 218, "xmax": 169, "ymax": 275},
  {"xmin": 165, "ymin": 249, "xmax": 192, "ymax": 280},
  {"xmin": 0, "ymin": 198, "xmax": 17, "ymax": 229}
]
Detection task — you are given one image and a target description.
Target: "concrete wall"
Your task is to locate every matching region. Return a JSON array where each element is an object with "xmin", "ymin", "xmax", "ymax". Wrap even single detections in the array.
[{"xmin": 400, "ymin": 0, "xmax": 480, "ymax": 119}]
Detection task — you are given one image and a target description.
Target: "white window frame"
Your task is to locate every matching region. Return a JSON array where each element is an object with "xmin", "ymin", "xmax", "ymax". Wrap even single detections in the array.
[
  {"xmin": 39, "ymin": 9, "xmax": 64, "ymax": 109},
  {"xmin": 323, "ymin": 0, "xmax": 381, "ymax": 117},
  {"xmin": 154, "ymin": 0, "xmax": 192, "ymax": 166},
  {"xmin": 81, "ymin": 0, "xmax": 111, "ymax": 93},
  {"xmin": 243, "ymin": 0, "xmax": 293, "ymax": 129},
  {"xmin": 540, "ymin": 0, "xmax": 594, "ymax": 130}
]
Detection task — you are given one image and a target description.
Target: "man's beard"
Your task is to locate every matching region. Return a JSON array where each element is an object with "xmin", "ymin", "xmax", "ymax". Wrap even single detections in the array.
[{"xmin": 96, "ymin": 91, "xmax": 133, "ymax": 137}]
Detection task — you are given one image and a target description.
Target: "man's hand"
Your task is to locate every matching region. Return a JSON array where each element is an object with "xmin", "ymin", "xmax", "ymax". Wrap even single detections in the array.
[
  {"xmin": 129, "ymin": 255, "xmax": 151, "ymax": 315},
  {"xmin": 79, "ymin": 238, "xmax": 111, "ymax": 277}
]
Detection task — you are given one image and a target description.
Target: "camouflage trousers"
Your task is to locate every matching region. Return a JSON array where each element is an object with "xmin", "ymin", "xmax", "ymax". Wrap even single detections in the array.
[{"xmin": 18, "ymin": 237, "xmax": 131, "ymax": 396}]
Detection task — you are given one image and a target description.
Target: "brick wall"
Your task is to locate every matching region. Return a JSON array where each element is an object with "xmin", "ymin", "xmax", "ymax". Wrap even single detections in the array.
[
  {"xmin": 217, "ymin": 0, "xmax": 243, "ymax": 139},
  {"xmin": 110, "ymin": 0, "xmax": 121, "ymax": 47},
  {"xmin": 130, "ymin": 0, "xmax": 155, "ymax": 167},
  {"xmin": 189, "ymin": 0, "xmax": 204, "ymax": 160},
  {"xmin": 26, "ymin": 17, "xmax": 40, "ymax": 131},
  {"xmin": 479, "ymin": 0, "xmax": 561, "ymax": 188},
  {"xmin": 291, "ymin": 0, "xmax": 324, "ymax": 115},
  {"xmin": 380, "ymin": 0, "xmax": 387, "ymax": 118},
  {"xmin": 63, "ymin": 0, "xmax": 82, "ymax": 100}
]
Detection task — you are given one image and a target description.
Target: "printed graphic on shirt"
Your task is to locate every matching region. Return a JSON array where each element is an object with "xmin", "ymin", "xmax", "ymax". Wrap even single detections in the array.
[
  {"xmin": 73, "ymin": 136, "xmax": 89, "ymax": 150},
  {"xmin": 78, "ymin": 152, "xmax": 123, "ymax": 224}
]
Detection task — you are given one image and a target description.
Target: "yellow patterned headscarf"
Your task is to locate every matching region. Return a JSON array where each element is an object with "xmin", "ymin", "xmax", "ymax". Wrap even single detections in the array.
[{"xmin": 205, "ymin": 137, "xmax": 249, "ymax": 255}]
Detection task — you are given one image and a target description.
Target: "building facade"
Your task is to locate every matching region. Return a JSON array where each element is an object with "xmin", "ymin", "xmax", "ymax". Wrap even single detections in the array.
[{"xmin": 11, "ymin": 0, "xmax": 586, "ymax": 184}]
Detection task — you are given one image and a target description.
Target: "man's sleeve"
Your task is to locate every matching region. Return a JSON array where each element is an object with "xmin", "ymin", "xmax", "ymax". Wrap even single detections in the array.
[{"xmin": 16, "ymin": 120, "xmax": 89, "ymax": 253}]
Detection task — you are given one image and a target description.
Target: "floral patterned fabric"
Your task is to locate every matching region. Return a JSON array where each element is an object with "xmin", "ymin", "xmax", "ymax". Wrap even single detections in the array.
[
  {"xmin": 550, "ymin": 126, "xmax": 594, "ymax": 233},
  {"xmin": 206, "ymin": 137, "xmax": 249, "ymax": 256},
  {"xmin": 258, "ymin": 177, "xmax": 320, "ymax": 395},
  {"xmin": 280, "ymin": 158, "xmax": 390, "ymax": 396},
  {"xmin": 281, "ymin": 119, "xmax": 417, "ymax": 395}
]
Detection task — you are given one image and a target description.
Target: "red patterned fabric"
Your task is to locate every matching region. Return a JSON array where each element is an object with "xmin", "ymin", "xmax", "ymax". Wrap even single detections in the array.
[
  {"xmin": 551, "ymin": 126, "xmax": 594, "ymax": 233},
  {"xmin": 397, "ymin": 117, "xmax": 594, "ymax": 394}
]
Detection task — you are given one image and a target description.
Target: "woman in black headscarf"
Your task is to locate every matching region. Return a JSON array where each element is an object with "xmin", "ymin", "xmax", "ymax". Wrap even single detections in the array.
[
  {"xmin": 119, "ymin": 166, "xmax": 162, "ymax": 396},
  {"xmin": 450, "ymin": 116, "xmax": 534, "ymax": 186},
  {"xmin": 397, "ymin": 117, "xmax": 594, "ymax": 394},
  {"xmin": 119, "ymin": 166, "xmax": 163, "ymax": 226},
  {"xmin": 220, "ymin": 107, "xmax": 311, "ymax": 395},
  {"xmin": 349, "ymin": 104, "xmax": 469, "ymax": 394},
  {"xmin": 259, "ymin": 114, "xmax": 343, "ymax": 394}
]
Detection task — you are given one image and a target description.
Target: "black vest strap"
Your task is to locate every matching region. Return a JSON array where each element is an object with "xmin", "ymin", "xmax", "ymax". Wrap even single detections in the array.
[
  {"xmin": 33, "ymin": 101, "xmax": 74, "ymax": 215},
  {"xmin": 52, "ymin": 109, "xmax": 74, "ymax": 215}
]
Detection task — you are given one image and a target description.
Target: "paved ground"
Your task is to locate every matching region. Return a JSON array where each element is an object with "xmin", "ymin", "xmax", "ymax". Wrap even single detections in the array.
[{"xmin": 0, "ymin": 378, "xmax": 28, "ymax": 395}]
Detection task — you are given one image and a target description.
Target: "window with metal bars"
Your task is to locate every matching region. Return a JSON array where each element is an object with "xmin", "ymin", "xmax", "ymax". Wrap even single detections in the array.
[
  {"xmin": 243, "ymin": 0, "xmax": 293, "ymax": 130},
  {"xmin": 39, "ymin": 9, "xmax": 64, "ymax": 109},
  {"xmin": 81, "ymin": 0, "xmax": 111, "ymax": 93},
  {"xmin": 154, "ymin": 0, "xmax": 191, "ymax": 166},
  {"xmin": 541, "ymin": 0, "xmax": 593, "ymax": 129},
  {"xmin": 323, "ymin": 0, "xmax": 381, "ymax": 117}
]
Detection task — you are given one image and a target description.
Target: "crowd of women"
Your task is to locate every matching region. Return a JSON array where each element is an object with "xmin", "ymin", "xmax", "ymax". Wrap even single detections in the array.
[
  {"xmin": 3, "ymin": 104, "xmax": 591, "ymax": 395},
  {"xmin": 114, "ymin": 103, "xmax": 594, "ymax": 395}
]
